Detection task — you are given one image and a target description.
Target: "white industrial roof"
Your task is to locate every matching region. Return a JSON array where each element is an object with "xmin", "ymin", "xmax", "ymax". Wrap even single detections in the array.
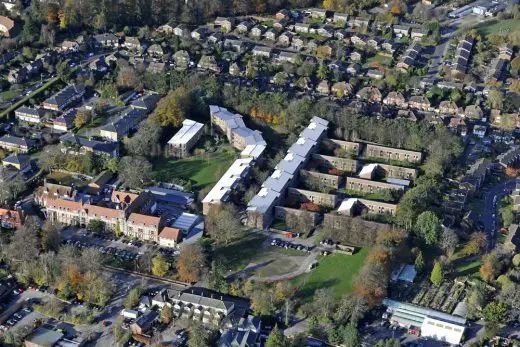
[{"xmin": 168, "ymin": 119, "xmax": 204, "ymax": 145}]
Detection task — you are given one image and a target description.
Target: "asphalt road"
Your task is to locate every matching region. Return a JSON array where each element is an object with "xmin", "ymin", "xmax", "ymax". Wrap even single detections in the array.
[{"xmin": 482, "ymin": 178, "xmax": 517, "ymax": 251}]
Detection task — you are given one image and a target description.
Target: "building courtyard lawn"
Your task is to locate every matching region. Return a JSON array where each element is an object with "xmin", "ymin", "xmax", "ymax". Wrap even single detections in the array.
[
  {"xmin": 152, "ymin": 150, "xmax": 237, "ymax": 189},
  {"xmin": 291, "ymin": 248, "xmax": 370, "ymax": 301}
]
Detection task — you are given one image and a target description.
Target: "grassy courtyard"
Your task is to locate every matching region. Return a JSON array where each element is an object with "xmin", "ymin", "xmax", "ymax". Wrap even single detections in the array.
[
  {"xmin": 292, "ymin": 248, "xmax": 370, "ymax": 301},
  {"xmin": 46, "ymin": 171, "xmax": 89, "ymax": 187},
  {"xmin": 365, "ymin": 54, "xmax": 393, "ymax": 69},
  {"xmin": 153, "ymin": 150, "xmax": 237, "ymax": 189}
]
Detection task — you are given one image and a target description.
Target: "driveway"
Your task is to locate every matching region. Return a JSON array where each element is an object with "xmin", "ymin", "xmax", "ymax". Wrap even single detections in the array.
[{"xmin": 482, "ymin": 178, "xmax": 517, "ymax": 251}]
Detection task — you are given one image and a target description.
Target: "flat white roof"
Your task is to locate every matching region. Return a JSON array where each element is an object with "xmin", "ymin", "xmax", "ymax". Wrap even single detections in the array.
[
  {"xmin": 202, "ymin": 157, "xmax": 254, "ymax": 204},
  {"xmin": 359, "ymin": 163, "xmax": 378, "ymax": 177},
  {"xmin": 168, "ymin": 119, "xmax": 204, "ymax": 145},
  {"xmin": 337, "ymin": 198, "xmax": 358, "ymax": 213}
]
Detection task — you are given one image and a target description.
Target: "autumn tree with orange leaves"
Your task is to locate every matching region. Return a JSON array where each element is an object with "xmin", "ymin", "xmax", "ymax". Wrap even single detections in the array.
[{"xmin": 176, "ymin": 244, "xmax": 206, "ymax": 283}]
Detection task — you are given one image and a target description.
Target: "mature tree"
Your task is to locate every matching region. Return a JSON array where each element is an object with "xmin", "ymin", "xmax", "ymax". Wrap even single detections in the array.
[
  {"xmin": 513, "ymin": 254, "xmax": 520, "ymax": 267},
  {"xmin": 354, "ymin": 262, "xmax": 387, "ymax": 306},
  {"xmin": 312, "ymin": 288, "xmax": 336, "ymax": 320},
  {"xmin": 176, "ymin": 244, "xmax": 205, "ymax": 283},
  {"xmin": 439, "ymin": 229, "xmax": 459, "ymax": 257},
  {"xmin": 335, "ymin": 294, "xmax": 368, "ymax": 326},
  {"xmin": 187, "ymin": 322, "xmax": 212, "ymax": 347},
  {"xmin": 414, "ymin": 211, "xmax": 441, "ymax": 245},
  {"xmin": 160, "ymin": 304, "xmax": 173, "ymax": 324},
  {"xmin": 511, "ymin": 56, "xmax": 520, "ymax": 75},
  {"xmin": 487, "ymin": 89, "xmax": 504, "ymax": 109},
  {"xmin": 343, "ymin": 325, "xmax": 360, "ymax": 347},
  {"xmin": 118, "ymin": 156, "xmax": 152, "ymax": 188},
  {"xmin": 126, "ymin": 122, "xmax": 162, "ymax": 157},
  {"xmin": 56, "ymin": 61, "xmax": 73, "ymax": 82},
  {"xmin": 483, "ymin": 302, "xmax": 508, "ymax": 324},
  {"xmin": 205, "ymin": 204, "xmax": 243, "ymax": 245},
  {"xmin": 150, "ymin": 87, "xmax": 191, "ymax": 127},
  {"xmin": 250, "ymin": 286, "xmax": 276, "ymax": 316},
  {"xmin": 463, "ymin": 232, "xmax": 487, "ymax": 256},
  {"xmin": 41, "ymin": 221, "xmax": 62, "ymax": 252},
  {"xmin": 124, "ymin": 288, "xmax": 142, "ymax": 309},
  {"xmin": 430, "ymin": 261, "xmax": 443, "ymax": 287},
  {"xmin": 151, "ymin": 254, "xmax": 169, "ymax": 277},
  {"xmin": 480, "ymin": 252, "xmax": 502, "ymax": 282},
  {"xmin": 266, "ymin": 325, "xmax": 288, "ymax": 347},
  {"xmin": 415, "ymin": 251, "xmax": 425, "ymax": 274},
  {"xmin": 0, "ymin": 168, "xmax": 25, "ymax": 204}
]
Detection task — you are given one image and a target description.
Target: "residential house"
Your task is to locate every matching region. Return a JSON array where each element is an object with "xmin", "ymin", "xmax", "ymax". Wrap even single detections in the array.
[
  {"xmin": 0, "ymin": 208, "xmax": 23, "ymax": 229},
  {"xmin": 173, "ymin": 24, "xmax": 191, "ymax": 37},
  {"xmin": 0, "ymin": 16, "xmax": 15, "ymax": 37},
  {"xmin": 224, "ymin": 38, "xmax": 247, "ymax": 53},
  {"xmin": 448, "ymin": 117, "xmax": 468, "ymax": 136},
  {"xmin": 408, "ymin": 95, "xmax": 430, "ymax": 111},
  {"xmin": 250, "ymin": 25, "xmax": 266, "ymax": 38},
  {"xmin": 265, "ymin": 28, "xmax": 278, "ymax": 41},
  {"xmin": 8, "ymin": 67, "xmax": 26, "ymax": 84},
  {"xmin": 42, "ymin": 84, "xmax": 86, "ymax": 112},
  {"xmin": 158, "ymin": 227, "xmax": 181, "ymax": 248},
  {"xmin": 499, "ymin": 44, "xmax": 514, "ymax": 61},
  {"xmin": 451, "ymin": 36, "xmax": 474, "ymax": 75},
  {"xmin": 383, "ymin": 92, "xmax": 407, "ymax": 108},
  {"xmin": 123, "ymin": 36, "xmax": 144, "ymax": 52},
  {"xmin": 277, "ymin": 52, "xmax": 297, "ymax": 64},
  {"xmin": 397, "ymin": 109, "xmax": 419, "ymax": 122},
  {"xmin": 215, "ymin": 17, "xmax": 235, "ymax": 32},
  {"xmin": 273, "ymin": 18, "xmax": 288, "ymax": 31},
  {"xmin": 15, "ymin": 106, "xmax": 44, "ymax": 124},
  {"xmin": 460, "ymin": 158, "xmax": 490, "ymax": 192},
  {"xmin": 335, "ymin": 29, "xmax": 350, "ymax": 41},
  {"xmin": 236, "ymin": 20, "xmax": 254, "ymax": 34},
  {"xmin": 309, "ymin": 8, "xmax": 327, "ymax": 19},
  {"xmin": 93, "ymin": 33, "xmax": 119, "ymax": 48},
  {"xmin": 208, "ymin": 32, "xmax": 223, "ymax": 44},
  {"xmin": 331, "ymin": 81, "xmax": 353, "ymax": 97},
  {"xmin": 350, "ymin": 34, "xmax": 368, "ymax": 47},
  {"xmin": 60, "ymin": 40, "xmax": 80, "ymax": 53},
  {"xmin": 438, "ymin": 100, "xmax": 460, "ymax": 115},
  {"xmin": 350, "ymin": 51, "xmax": 362, "ymax": 62},
  {"xmin": 367, "ymin": 69, "xmax": 384, "ymax": 79},
  {"xmin": 229, "ymin": 62, "xmax": 242, "ymax": 76},
  {"xmin": 288, "ymin": 188, "xmax": 338, "ymax": 208},
  {"xmin": 291, "ymin": 37, "xmax": 306, "ymax": 51},
  {"xmin": 278, "ymin": 31, "xmax": 294, "ymax": 46},
  {"xmin": 348, "ymin": 17, "xmax": 370, "ymax": 29},
  {"xmin": 276, "ymin": 9, "xmax": 290, "ymax": 21},
  {"xmin": 463, "ymin": 104, "xmax": 483, "ymax": 119},
  {"xmin": 365, "ymin": 144, "xmax": 423, "ymax": 163},
  {"xmin": 60, "ymin": 133, "xmax": 119, "ymax": 157},
  {"xmin": 99, "ymin": 107, "xmax": 147, "ymax": 142},
  {"xmin": 294, "ymin": 23, "xmax": 310, "ymax": 34},
  {"xmin": 173, "ymin": 50, "xmax": 190, "ymax": 69},
  {"xmin": 252, "ymin": 46, "xmax": 272, "ymax": 58},
  {"xmin": 198, "ymin": 55, "xmax": 222, "ymax": 73},
  {"xmin": 218, "ymin": 315, "xmax": 261, "ymax": 347},
  {"xmin": 411, "ymin": 28, "xmax": 429, "ymax": 40},
  {"xmin": 317, "ymin": 25, "xmax": 334, "ymax": 38},
  {"xmin": 393, "ymin": 24, "xmax": 411, "ymax": 37},
  {"xmin": 356, "ymin": 86, "xmax": 382, "ymax": 103},
  {"xmin": 89, "ymin": 57, "xmax": 108, "ymax": 72},
  {"xmin": 147, "ymin": 44, "xmax": 164, "ymax": 58},
  {"xmin": 191, "ymin": 27, "xmax": 207, "ymax": 41},
  {"xmin": 53, "ymin": 109, "xmax": 77, "ymax": 132},
  {"xmin": 147, "ymin": 61, "xmax": 166, "ymax": 74},
  {"xmin": 346, "ymin": 177, "xmax": 405, "ymax": 195},
  {"xmin": 367, "ymin": 37, "xmax": 382, "ymax": 50},
  {"xmin": 333, "ymin": 12, "xmax": 349, "ymax": 23},
  {"xmin": 397, "ymin": 43, "xmax": 422, "ymax": 71},
  {"xmin": 338, "ymin": 198, "xmax": 397, "ymax": 217},
  {"xmin": 167, "ymin": 119, "xmax": 204, "ymax": 158},
  {"xmin": 381, "ymin": 40, "xmax": 397, "ymax": 54},
  {"xmin": 316, "ymin": 80, "xmax": 330, "ymax": 95},
  {"xmin": 347, "ymin": 62, "xmax": 361, "ymax": 74},
  {"xmin": 0, "ymin": 135, "xmax": 33, "ymax": 153}
]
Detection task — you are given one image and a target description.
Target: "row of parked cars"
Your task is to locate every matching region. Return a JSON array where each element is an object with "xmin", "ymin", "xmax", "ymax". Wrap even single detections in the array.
[
  {"xmin": 0, "ymin": 307, "xmax": 32, "ymax": 331},
  {"xmin": 270, "ymin": 238, "xmax": 313, "ymax": 252},
  {"xmin": 63, "ymin": 239, "xmax": 141, "ymax": 261}
]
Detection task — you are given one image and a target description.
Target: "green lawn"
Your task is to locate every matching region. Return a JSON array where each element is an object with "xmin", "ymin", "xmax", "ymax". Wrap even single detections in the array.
[
  {"xmin": 153, "ymin": 150, "xmax": 237, "ymax": 189},
  {"xmin": 213, "ymin": 233, "xmax": 267, "ymax": 272},
  {"xmin": 0, "ymin": 88, "xmax": 21, "ymax": 101},
  {"xmin": 365, "ymin": 54, "xmax": 393, "ymax": 68},
  {"xmin": 453, "ymin": 259, "xmax": 482, "ymax": 278},
  {"xmin": 476, "ymin": 19, "xmax": 520, "ymax": 38},
  {"xmin": 292, "ymin": 249, "xmax": 370, "ymax": 301},
  {"xmin": 46, "ymin": 171, "xmax": 88, "ymax": 186}
]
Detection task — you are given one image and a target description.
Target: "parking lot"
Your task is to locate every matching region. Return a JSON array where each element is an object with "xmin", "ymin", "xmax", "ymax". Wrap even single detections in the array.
[
  {"xmin": 62, "ymin": 228, "xmax": 179, "ymax": 263},
  {"xmin": 269, "ymin": 238, "xmax": 313, "ymax": 253}
]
